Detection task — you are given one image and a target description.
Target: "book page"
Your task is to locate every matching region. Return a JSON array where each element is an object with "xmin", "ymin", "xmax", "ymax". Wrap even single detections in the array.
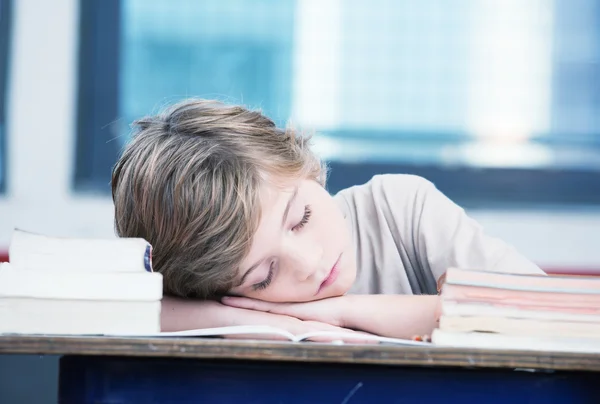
[
  {"xmin": 118, "ymin": 325, "xmax": 297, "ymax": 340},
  {"xmin": 292, "ymin": 330, "xmax": 431, "ymax": 345},
  {"xmin": 110, "ymin": 325, "xmax": 432, "ymax": 346}
]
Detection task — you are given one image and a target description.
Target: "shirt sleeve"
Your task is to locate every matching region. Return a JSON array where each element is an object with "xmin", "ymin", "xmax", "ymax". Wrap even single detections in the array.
[{"xmin": 375, "ymin": 174, "xmax": 545, "ymax": 286}]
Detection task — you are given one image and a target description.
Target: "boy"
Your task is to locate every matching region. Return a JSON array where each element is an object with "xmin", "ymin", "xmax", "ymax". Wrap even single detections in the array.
[{"xmin": 111, "ymin": 99, "xmax": 545, "ymax": 340}]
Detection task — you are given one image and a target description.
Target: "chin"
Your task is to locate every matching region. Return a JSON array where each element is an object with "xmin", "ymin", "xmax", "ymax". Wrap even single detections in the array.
[{"xmin": 327, "ymin": 279, "xmax": 353, "ymax": 299}]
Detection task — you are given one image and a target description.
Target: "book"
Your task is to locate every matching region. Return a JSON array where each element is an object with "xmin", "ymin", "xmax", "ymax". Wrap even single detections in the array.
[
  {"xmin": 441, "ymin": 283, "xmax": 600, "ymax": 313},
  {"xmin": 109, "ymin": 325, "xmax": 432, "ymax": 346},
  {"xmin": 432, "ymin": 267, "xmax": 600, "ymax": 354},
  {"xmin": 431, "ymin": 329, "xmax": 600, "ymax": 354},
  {"xmin": 439, "ymin": 315, "xmax": 600, "ymax": 339},
  {"xmin": 0, "ymin": 323, "xmax": 431, "ymax": 346},
  {"xmin": 0, "ymin": 263, "xmax": 163, "ymax": 300},
  {"xmin": 440, "ymin": 300, "xmax": 600, "ymax": 323},
  {"xmin": 444, "ymin": 267, "xmax": 600, "ymax": 294},
  {"xmin": 0, "ymin": 298, "xmax": 161, "ymax": 335},
  {"xmin": 1, "ymin": 229, "xmax": 162, "ymax": 335},
  {"xmin": 8, "ymin": 229, "xmax": 153, "ymax": 273}
]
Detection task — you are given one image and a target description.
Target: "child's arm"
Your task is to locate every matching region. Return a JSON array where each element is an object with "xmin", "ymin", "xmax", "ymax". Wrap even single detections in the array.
[
  {"xmin": 222, "ymin": 294, "xmax": 441, "ymax": 340},
  {"xmin": 161, "ymin": 296, "xmax": 374, "ymax": 341},
  {"xmin": 340, "ymin": 294, "xmax": 440, "ymax": 338}
]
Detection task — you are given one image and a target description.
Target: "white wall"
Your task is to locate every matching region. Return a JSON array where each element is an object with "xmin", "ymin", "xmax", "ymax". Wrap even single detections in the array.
[
  {"xmin": 1, "ymin": 0, "xmax": 599, "ymax": 272},
  {"xmin": 0, "ymin": 0, "xmax": 115, "ymax": 243}
]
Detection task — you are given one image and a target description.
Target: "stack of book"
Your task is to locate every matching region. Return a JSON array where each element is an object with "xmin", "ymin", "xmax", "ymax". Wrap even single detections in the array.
[
  {"xmin": 0, "ymin": 229, "xmax": 163, "ymax": 335},
  {"xmin": 432, "ymin": 267, "xmax": 600, "ymax": 353}
]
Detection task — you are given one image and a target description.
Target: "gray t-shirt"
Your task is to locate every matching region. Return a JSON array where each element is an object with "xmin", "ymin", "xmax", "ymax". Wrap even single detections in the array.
[{"xmin": 334, "ymin": 174, "xmax": 544, "ymax": 295}]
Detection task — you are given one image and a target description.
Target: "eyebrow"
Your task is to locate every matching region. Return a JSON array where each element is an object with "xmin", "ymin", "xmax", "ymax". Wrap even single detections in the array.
[
  {"xmin": 239, "ymin": 258, "xmax": 265, "ymax": 286},
  {"xmin": 239, "ymin": 187, "xmax": 299, "ymax": 286}
]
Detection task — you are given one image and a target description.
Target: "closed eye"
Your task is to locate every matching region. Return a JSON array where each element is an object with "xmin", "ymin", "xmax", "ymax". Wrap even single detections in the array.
[
  {"xmin": 292, "ymin": 205, "xmax": 311, "ymax": 231},
  {"xmin": 253, "ymin": 261, "xmax": 275, "ymax": 291}
]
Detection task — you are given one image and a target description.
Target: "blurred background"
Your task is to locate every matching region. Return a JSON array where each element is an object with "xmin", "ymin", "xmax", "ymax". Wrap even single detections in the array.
[{"xmin": 1, "ymin": 0, "xmax": 600, "ymax": 402}]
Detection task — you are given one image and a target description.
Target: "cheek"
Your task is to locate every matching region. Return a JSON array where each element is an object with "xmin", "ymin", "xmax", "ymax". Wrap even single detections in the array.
[
  {"xmin": 317, "ymin": 199, "xmax": 348, "ymax": 240},
  {"xmin": 249, "ymin": 283, "xmax": 306, "ymax": 302}
]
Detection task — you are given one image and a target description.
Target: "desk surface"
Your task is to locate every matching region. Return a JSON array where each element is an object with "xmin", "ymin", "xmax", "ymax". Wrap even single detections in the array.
[{"xmin": 1, "ymin": 335, "xmax": 599, "ymax": 372}]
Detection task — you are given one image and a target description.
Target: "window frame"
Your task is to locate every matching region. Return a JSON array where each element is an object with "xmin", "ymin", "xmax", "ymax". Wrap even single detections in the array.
[
  {"xmin": 326, "ymin": 161, "xmax": 600, "ymax": 209},
  {"xmin": 0, "ymin": 0, "xmax": 12, "ymax": 194},
  {"xmin": 322, "ymin": 129, "xmax": 600, "ymax": 208},
  {"xmin": 74, "ymin": 0, "xmax": 121, "ymax": 193}
]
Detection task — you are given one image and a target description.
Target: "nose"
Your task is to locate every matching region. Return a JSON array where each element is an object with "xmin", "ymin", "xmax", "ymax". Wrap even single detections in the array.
[{"xmin": 283, "ymin": 237, "xmax": 323, "ymax": 281}]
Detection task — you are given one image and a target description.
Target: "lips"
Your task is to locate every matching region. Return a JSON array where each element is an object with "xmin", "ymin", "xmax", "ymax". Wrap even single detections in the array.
[{"xmin": 317, "ymin": 255, "xmax": 341, "ymax": 295}]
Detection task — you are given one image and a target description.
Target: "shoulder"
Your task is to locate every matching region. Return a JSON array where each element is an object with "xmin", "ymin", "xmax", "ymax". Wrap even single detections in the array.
[
  {"xmin": 333, "ymin": 174, "xmax": 443, "ymax": 294},
  {"xmin": 332, "ymin": 174, "xmax": 442, "ymax": 236}
]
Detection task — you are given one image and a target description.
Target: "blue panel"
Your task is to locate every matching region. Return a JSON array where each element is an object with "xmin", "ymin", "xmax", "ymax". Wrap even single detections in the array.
[
  {"xmin": 0, "ymin": 0, "xmax": 12, "ymax": 194},
  {"xmin": 59, "ymin": 355, "xmax": 600, "ymax": 404}
]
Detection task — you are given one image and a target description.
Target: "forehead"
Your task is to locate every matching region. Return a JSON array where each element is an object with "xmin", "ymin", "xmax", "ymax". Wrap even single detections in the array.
[{"xmin": 255, "ymin": 176, "xmax": 300, "ymax": 211}]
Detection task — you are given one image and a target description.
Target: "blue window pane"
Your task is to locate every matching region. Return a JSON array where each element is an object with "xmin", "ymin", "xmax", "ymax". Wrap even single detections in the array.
[
  {"xmin": 312, "ymin": 0, "xmax": 600, "ymax": 173},
  {"xmin": 118, "ymin": 0, "xmax": 295, "ymax": 145}
]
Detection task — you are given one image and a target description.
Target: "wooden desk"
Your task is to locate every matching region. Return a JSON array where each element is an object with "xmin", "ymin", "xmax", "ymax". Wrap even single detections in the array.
[{"xmin": 1, "ymin": 335, "xmax": 599, "ymax": 403}]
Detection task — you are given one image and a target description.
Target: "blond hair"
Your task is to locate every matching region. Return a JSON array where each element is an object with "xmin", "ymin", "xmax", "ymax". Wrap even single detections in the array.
[{"xmin": 111, "ymin": 99, "xmax": 326, "ymax": 299}]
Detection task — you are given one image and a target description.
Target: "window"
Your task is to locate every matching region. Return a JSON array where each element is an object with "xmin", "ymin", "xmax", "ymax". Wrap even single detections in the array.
[
  {"xmin": 0, "ymin": 0, "xmax": 11, "ymax": 194},
  {"xmin": 75, "ymin": 0, "xmax": 294, "ymax": 192},
  {"xmin": 318, "ymin": 0, "xmax": 600, "ymax": 206},
  {"xmin": 77, "ymin": 0, "xmax": 600, "ymax": 206}
]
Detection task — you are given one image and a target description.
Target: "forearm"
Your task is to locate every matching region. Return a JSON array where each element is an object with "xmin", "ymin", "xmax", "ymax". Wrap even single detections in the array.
[
  {"xmin": 341, "ymin": 294, "xmax": 440, "ymax": 339},
  {"xmin": 161, "ymin": 296, "xmax": 292, "ymax": 332}
]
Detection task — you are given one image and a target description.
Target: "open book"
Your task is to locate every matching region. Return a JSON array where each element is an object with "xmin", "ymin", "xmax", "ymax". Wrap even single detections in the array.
[{"xmin": 106, "ymin": 325, "xmax": 431, "ymax": 346}]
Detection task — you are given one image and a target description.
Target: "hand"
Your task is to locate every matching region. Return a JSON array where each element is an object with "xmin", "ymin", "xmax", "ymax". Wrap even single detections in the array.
[
  {"xmin": 161, "ymin": 296, "xmax": 372, "ymax": 344},
  {"xmin": 221, "ymin": 295, "xmax": 350, "ymax": 328}
]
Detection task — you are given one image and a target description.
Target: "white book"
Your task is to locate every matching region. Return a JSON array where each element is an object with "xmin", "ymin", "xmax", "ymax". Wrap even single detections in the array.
[
  {"xmin": 443, "ymin": 267, "xmax": 600, "ymax": 294},
  {"xmin": 9, "ymin": 229, "xmax": 152, "ymax": 273},
  {"xmin": 431, "ymin": 329, "xmax": 600, "ymax": 354},
  {"xmin": 0, "ymin": 263, "xmax": 162, "ymax": 301},
  {"xmin": 0, "ymin": 298, "xmax": 161, "ymax": 335},
  {"xmin": 439, "ymin": 315, "xmax": 600, "ymax": 339},
  {"xmin": 441, "ymin": 300, "xmax": 600, "ymax": 322}
]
